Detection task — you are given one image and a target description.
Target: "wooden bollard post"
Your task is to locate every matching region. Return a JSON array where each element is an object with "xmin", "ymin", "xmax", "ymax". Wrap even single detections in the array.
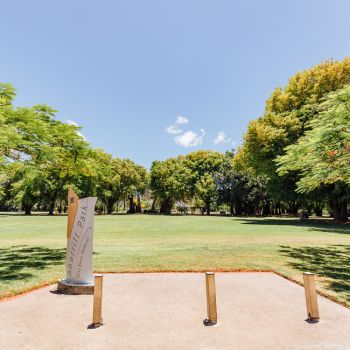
[
  {"xmin": 92, "ymin": 274, "xmax": 103, "ymax": 327},
  {"xmin": 203, "ymin": 272, "xmax": 217, "ymax": 326},
  {"xmin": 303, "ymin": 272, "xmax": 320, "ymax": 321}
]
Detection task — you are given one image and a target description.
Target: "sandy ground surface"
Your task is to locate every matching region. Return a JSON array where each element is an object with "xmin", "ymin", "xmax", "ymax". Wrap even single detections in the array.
[{"xmin": 1, "ymin": 272, "xmax": 350, "ymax": 350}]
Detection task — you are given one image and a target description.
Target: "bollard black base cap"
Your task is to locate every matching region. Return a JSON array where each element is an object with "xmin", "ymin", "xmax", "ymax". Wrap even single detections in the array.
[
  {"xmin": 305, "ymin": 318, "xmax": 319, "ymax": 324},
  {"xmin": 203, "ymin": 318, "xmax": 217, "ymax": 326},
  {"xmin": 87, "ymin": 321, "xmax": 104, "ymax": 329}
]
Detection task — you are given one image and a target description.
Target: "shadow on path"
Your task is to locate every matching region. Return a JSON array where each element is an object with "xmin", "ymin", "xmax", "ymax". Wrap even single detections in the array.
[
  {"xmin": 280, "ymin": 244, "xmax": 350, "ymax": 301},
  {"xmin": 0, "ymin": 245, "xmax": 65, "ymax": 281},
  {"xmin": 237, "ymin": 217, "xmax": 350, "ymax": 234}
]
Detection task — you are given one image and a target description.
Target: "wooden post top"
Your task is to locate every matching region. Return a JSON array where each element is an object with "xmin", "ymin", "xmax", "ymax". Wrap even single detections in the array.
[{"xmin": 67, "ymin": 187, "xmax": 79, "ymax": 239}]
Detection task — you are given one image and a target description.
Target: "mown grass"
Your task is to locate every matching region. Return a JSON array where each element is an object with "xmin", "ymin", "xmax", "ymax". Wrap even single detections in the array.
[{"xmin": 1, "ymin": 214, "xmax": 350, "ymax": 305}]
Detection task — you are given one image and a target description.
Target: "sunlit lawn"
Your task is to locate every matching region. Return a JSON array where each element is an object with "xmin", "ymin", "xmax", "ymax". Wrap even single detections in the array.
[{"xmin": 1, "ymin": 214, "xmax": 350, "ymax": 306}]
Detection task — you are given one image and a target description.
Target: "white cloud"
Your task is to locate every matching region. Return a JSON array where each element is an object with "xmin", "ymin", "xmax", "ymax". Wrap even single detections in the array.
[
  {"xmin": 175, "ymin": 129, "xmax": 205, "ymax": 147},
  {"xmin": 166, "ymin": 115, "xmax": 205, "ymax": 147},
  {"xmin": 165, "ymin": 115, "xmax": 188, "ymax": 135},
  {"xmin": 213, "ymin": 131, "xmax": 232, "ymax": 146},
  {"xmin": 176, "ymin": 115, "xmax": 189, "ymax": 125},
  {"xmin": 65, "ymin": 119, "xmax": 86, "ymax": 140},
  {"xmin": 76, "ymin": 131, "xmax": 86, "ymax": 141},
  {"xmin": 165, "ymin": 124, "xmax": 182, "ymax": 134},
  {"xmin": 65, "ymin": 119, "xmax": 78, "ymax": 127}
]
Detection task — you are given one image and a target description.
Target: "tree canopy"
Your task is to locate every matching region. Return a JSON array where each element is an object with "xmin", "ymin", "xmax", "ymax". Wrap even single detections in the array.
[
  {"xmin": 236, "ymin": 57, "xmax": 350, "ymax": 221},
  {"xmin": 0, "ymin": 84, "xmax": 148, "ymax": 215},
  {"xmin": 2, "ymin": 56, "xmax": 350, "ymax": 221}
]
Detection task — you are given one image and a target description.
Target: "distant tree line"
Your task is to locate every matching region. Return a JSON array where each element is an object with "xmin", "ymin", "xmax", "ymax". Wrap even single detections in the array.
[
  {"xmin": 150, "ymin": 150, "xmax": 269, "ymax": 216},
  {"xmin": 1, "ymin": 57, "xmax": 350, "ymax": 221}
]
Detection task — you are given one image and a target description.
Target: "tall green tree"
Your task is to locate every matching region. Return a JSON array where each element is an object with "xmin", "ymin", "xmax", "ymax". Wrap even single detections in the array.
[
  {"xmin": 237, "ymin": 58, "xmax": 350, "ymax": 215},
  {"xmin": 195, "ymin": 173, "xmax": 217, "ymax": 215},
  {"xmin": 277, "ymin": 85, "xmax": 350, "ymax": 221},
  {"xmin": 0, "ymin": 83, "xmax": 21, "ymax": 163},
  {"xmin": 150, "ymin": 157, "xmax": 190, "ymax": 214},
  {"xmin": 183, "ymin": 150, "xmax": 224, "ymax": 215},
  {"xmin": 0, "ymin": 84, "xmax": 92, "ymax": 214},
  {"xmin": 10, "ymin": 163, "xmax": 48, "ymax": 214},
  {"xmin": 216, "ymin": 151, "xmax": 269, "ymax": 215},
  {"xmin": 91, "ymin": 149, "xmax": 148, "ymax": 214}
]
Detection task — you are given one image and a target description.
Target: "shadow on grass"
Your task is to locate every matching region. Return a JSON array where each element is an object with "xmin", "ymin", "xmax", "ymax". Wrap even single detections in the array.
[
  {"xmin": 280, "ymin": 244, "xmax": 350, "ymax": 301},
  {"xmin": 0, "ymin": 245, "xmax": 65, "ymax": 281},
  {"xmin": 237, "ymin": 217, "xmax": 350, "ymax": 234}
]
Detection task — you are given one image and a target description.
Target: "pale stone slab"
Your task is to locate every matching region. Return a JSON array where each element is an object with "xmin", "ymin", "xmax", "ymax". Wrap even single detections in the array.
[{"xmin": 1, "ymin": 273, "xmax": 350, "ymax": 350}]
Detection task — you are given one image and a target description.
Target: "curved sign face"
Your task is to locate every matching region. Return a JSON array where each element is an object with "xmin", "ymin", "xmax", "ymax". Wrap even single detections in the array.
[{"xmin": 64, "ymin": 189, "xmax": 97, "ymax": 285}]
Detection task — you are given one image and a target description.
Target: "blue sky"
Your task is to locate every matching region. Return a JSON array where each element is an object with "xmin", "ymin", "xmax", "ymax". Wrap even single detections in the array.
[{"xmin": 1, "ymin": 0, "xmax": 349, "ymax": 167}]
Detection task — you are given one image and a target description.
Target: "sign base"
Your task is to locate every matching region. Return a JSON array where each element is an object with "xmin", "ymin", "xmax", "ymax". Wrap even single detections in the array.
[{"xmin": 57, "ymin": 279, "xmax": 94, "ymax": 295}]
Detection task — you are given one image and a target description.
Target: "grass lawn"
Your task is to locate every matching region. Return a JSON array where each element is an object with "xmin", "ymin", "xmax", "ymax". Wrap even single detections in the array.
[{"xmin": 1, "ymin": 214, "xmax": 350, "ymax": 306}]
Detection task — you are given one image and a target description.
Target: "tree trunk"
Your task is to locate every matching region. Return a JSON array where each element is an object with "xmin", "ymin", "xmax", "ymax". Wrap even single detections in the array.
[
  {"xmin": 230, "ymin": 202, "xmax": 234, "ymax": 216},
  {"xmin": 329, "ymin": 198, "xmax": 348, "ymax": 222},
  {"xmin": 288, "ymin": 201, "xmax": 299, "ymax": 216},
  {"xmin": 136, "ymin": 193, "xmax": 142, "ymax": 213},
  {"xmin": 48, "ymin": 199, "xmax": 55, "ymax": 215},
  {"xmin": 106, "ymin": 199, "xmax": 114, "ymax": 214},
  {"xmin": 160, "ymin": 199, "xmax": 172, "ymax": 214},
  {"xmin": 315, "ymin": 207, "xmax": 322, "ymax": 216},
  {"xmin": 206, "ymin": 201, "xmax": 210, "ymax": 215},
  {"xmin": 151, "ymin": 199, "xmax": 156, "ymax": 212},
  {"xmin": 235, "ymin": 200, "xmax": 244, "ymax": 215},
  {"xmin": 277, "ymin": 203, "xmax": 282, "ymax": 215},
  {"xmin": 245, "ymin": 202, "xmax": 254, "ymax": 216},
  {"xmin": 129, "ymin": 195, "xmax": 136, "ymax": 213},
  {"xmin": 262, "ymin": 201, "xmax": 271, "ymax": 216},
  {"xmin": 24, "ymin": 205, "xmax": 32, "ymax": 215},
  {"xmin": 48, "ymin": 190, "xmax": 59, "ymax": 216},
  {"xmin": 314, "ymin": 201, "xmax": 323, "ymax": 217}
]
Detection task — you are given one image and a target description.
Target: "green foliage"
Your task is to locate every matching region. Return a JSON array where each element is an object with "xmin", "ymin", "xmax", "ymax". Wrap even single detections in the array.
[
  {"xmin": 195, "ymin": 173, "xmax": 217, "ymax": 211},
  {"xmin": 0, "ymin": 82, "xmax": 148, "ymax": 214},
  {"xmin": 183, "ymin": 150, "xmax": 223, "ymax": 194},
  {"xmin": 92, "ymin": 149, "xmax": 148, "ymax": 213},
  {"xmin": 150, "ymin": 150, "xmax": 223, "ymax": 214},
  {"xmin": 10, "ymin": 163, "xmax": 48, "ymax": 214},
  {"xmin": 239, "ymin": 58, "xmax": 350, "ymax": 174},
  {"xmin": 150, "ymin": 156, "xmax": 190, "ymax": 213},
  {"xmin": 216, "ymin": 151, "xmax": 269, "ymax": 215},
  {"xmin": 236, "ymin": 57, "xmax": 350, "ymax": 219},
  {"xmin": 277, "ymin": 85, "xmax": 350, "ymax": 191},
  {"xmin": 0, "ymin": 84, "xmax": 18, "ymax": 162}
]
